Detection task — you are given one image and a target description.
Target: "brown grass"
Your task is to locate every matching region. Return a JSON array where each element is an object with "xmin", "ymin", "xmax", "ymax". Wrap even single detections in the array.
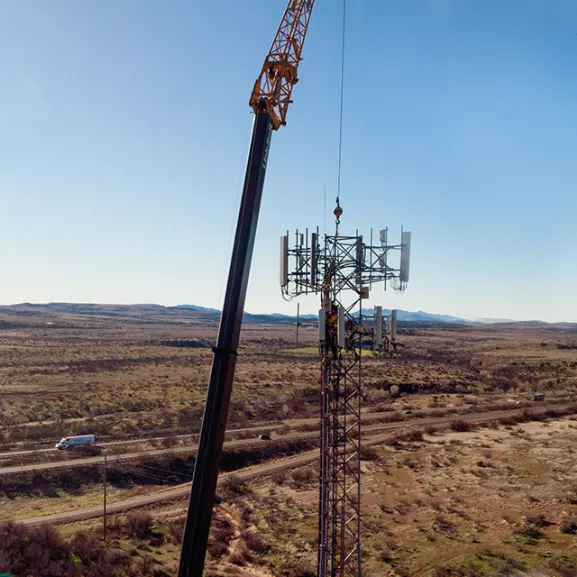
[
  {"xmin": 1, "ymin": 307, "xmax": 577, "ymax": 575},
  {"xmin": 211, "ymin": 417, "xmax": 577, "ymax": 577}
]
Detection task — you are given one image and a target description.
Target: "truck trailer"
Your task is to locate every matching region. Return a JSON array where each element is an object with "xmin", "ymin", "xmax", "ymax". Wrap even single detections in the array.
[{"xmin": 55, "ymin": 435, "xmax": 95, "ymax": 450}]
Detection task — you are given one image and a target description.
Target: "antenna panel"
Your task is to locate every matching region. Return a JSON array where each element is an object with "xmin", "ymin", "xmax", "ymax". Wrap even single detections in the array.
[
  {"xmin": 311, "ymin": 232, "xmax": 318, "ymax": 287},
  {"xmin": 280, "ymin": 235, "xmax": 289, "ymax": 287},
  {"xmin": 374, "ymin": 306, "xmax": 383, "ymax": 345},
  {"xmin": 400, "ymin": 231, "xmax": 411, "ymax": 283},
  {"xmin": 356, "ymin": 236, "xmax": 364, "ymax": 266},
  {"xmin": 337, "ymin": 306, "xmax": 345, "ymax": 348},
  {"xmin": 318, "ymin": 308, "xmax": 326, "ymax": 341},
  {"xmin": 391, "ymin": 309, "xmax": 398, "ymax": 339}
]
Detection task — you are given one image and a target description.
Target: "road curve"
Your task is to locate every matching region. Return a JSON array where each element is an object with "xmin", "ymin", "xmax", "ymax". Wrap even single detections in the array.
[{"xmin": 18, "ymin": 403, "xmax": 575, "ymax": 527}]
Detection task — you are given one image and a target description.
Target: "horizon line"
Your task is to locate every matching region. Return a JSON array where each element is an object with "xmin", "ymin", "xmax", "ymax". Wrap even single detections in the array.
[{"xmin": 0, "ymin": 300, "xmax": 573, "ymax": 325}]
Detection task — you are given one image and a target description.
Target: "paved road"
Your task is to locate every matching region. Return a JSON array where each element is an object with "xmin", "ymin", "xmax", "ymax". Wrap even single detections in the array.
[
  {"xmin": 21, "ymin": 449, "xmax": 323, "ymax": 527},
  {"xmin": 0, "ymin": 398, "xmax": 560, "ymax": 459},
  {"xmin": 22, "ymin": 431, "xmax": 412, "ymax": 528},
  {"xmin": 0, "ymin": 435, "xmax": 298, "ymax": 475},
  {"xmin": 0, "ymin": 417, "xmax": 325, "ymax": 458},
  {"xmin": 0, "ymin": 424, "xmax": 271, "ymax": 458},
  {"xmin": 0, "ymin": 416, "xmax": 329, "ymax": 458},
  {"xmin": 1, "ymin": 403, "xmax": 571, "ymax": 475},
  {"xmin": 18, "ymin": 402, "xmax": 575, "ymax": 527}
]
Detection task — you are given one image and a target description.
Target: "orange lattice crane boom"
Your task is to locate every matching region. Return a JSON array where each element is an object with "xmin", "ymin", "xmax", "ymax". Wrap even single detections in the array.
[{"xmin": 250, "ymin": 0, "xmax": 315, "ymax": 130}]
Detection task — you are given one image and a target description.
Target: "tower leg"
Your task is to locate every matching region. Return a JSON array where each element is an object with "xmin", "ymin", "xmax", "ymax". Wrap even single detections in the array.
[{"xmin": 317, "ymin": 300, "xmax": 362, "ymax": 577}]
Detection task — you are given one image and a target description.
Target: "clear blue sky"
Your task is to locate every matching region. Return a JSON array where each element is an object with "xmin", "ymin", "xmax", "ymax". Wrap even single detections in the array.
[{"xmin": 1, "ymin": 0, "xmax": 576, "ymax": 322}]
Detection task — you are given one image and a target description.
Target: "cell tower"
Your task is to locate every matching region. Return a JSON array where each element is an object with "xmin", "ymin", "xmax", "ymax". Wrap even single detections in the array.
[{"xmin": 280, "ymin": 200, "xmax": 411, "ymax": 577}]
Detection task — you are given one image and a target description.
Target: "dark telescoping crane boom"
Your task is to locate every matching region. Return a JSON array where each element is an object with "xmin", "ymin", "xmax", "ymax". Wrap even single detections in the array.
[{"xmin": 177, "ymin": 2, "xmax": 315, "ymax": 576}]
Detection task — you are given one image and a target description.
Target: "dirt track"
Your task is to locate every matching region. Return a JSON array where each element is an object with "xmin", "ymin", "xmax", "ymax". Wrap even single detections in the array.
[{"xmin": 19, "ymin": 403, "xmax": 574, "ymax": 527}]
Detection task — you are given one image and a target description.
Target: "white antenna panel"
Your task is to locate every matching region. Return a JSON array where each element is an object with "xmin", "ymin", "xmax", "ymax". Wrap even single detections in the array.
[
  {"xmin": 374, "ymin": 306, "xmax": 383, "ymax": 346},
  {"xmin": 280, "ymin": 235, "xmax": 289, "ymax": 287},
  {"xmin": 318, "ymin": 308, "xmax": 326, "ymax": 341},
  {"xmin": 400, "ymin": 231, "xmax": 411, "ymax": 283},
  {"xmin": 391, "ymin": 309, "xmax": 398, "ymax": 339},
  {"xmin": 337, "ymin": 306, "xmax": 345, "ymax": 348}
]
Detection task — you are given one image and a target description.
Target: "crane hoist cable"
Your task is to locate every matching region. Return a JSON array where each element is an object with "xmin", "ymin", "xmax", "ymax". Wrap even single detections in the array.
[{"xmin": 336, "ymin": 0, "xmax": 348, "ymax": 204}]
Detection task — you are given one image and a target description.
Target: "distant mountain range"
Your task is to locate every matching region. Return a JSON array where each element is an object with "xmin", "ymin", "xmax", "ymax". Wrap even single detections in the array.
[
  {"xmin": 0, "ymin": 303, "xmax": 570, "ymax": 327},
  {"xmin": 173, "ymin": 304, "xmax": 221, "ymax": 313},
  {"xmin": 0, "ymin": 302, "xmax": 470, "ymax": 325},
  {"xmin": 475, "ymin": 317, "xmax": 518, "ymax": 324},
  {"xmin": 263, "ymin": 308, "xmax": 468, "ymax": 324}
]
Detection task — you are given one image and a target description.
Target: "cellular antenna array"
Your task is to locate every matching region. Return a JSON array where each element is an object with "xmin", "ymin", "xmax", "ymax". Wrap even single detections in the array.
[{"xmin": 280, "ymin": 200, "xmax": 412, "ymax": 577}]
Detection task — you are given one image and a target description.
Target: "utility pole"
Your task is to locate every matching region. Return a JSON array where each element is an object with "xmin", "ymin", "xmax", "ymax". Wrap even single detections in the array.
[
  {"xmin": 103, "ymin": 452, "xmax": 107, "ymax": 543},
  {"xmin": 296, "ymin": 302, "xmax": 300, "ymax": 347}
]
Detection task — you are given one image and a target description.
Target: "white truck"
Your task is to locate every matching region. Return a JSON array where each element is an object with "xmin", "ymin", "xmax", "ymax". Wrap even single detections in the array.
[{"xmin": 55, "ymin": 435, "xmax": 96, "ymax": 450}]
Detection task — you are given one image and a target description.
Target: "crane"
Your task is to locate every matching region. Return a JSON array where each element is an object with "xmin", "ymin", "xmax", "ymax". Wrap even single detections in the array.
[
  {"xmin": 177, "ymin": 2, "xmax": 315, "ymax": 576},
  {"xmin": 250, "ymin": 0, "xmax": 314, "ymax": 129}
]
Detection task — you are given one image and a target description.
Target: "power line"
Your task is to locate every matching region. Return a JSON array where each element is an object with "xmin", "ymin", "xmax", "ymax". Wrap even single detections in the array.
[
  {"xmin": 133, "ymin": 462, "xmax": 193, "ymax": 479},
  {"xmin": 109, "ymin": 464, "xmax": 177, "ymax": 485}
]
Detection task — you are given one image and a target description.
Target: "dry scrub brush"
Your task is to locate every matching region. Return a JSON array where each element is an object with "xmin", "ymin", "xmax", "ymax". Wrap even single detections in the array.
[{"xmin": 0, "ymin": 522, "xmax": 167, "ymax": 577}]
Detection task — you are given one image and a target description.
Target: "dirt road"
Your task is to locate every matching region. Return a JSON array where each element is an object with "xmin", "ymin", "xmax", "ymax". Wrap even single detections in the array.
[{"xmin": 18, "ymin": 403, "xmax": 574, "ymax": 527}]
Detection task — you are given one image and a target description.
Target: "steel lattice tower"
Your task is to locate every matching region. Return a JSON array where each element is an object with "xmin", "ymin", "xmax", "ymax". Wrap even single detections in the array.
[
  {"xmin": 318, "ymin": 299, "xmax": 363, "ymax": 575},
  {"xmin": 281, "ymin": 201, "xmax": 411, "ymax": 577}
]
